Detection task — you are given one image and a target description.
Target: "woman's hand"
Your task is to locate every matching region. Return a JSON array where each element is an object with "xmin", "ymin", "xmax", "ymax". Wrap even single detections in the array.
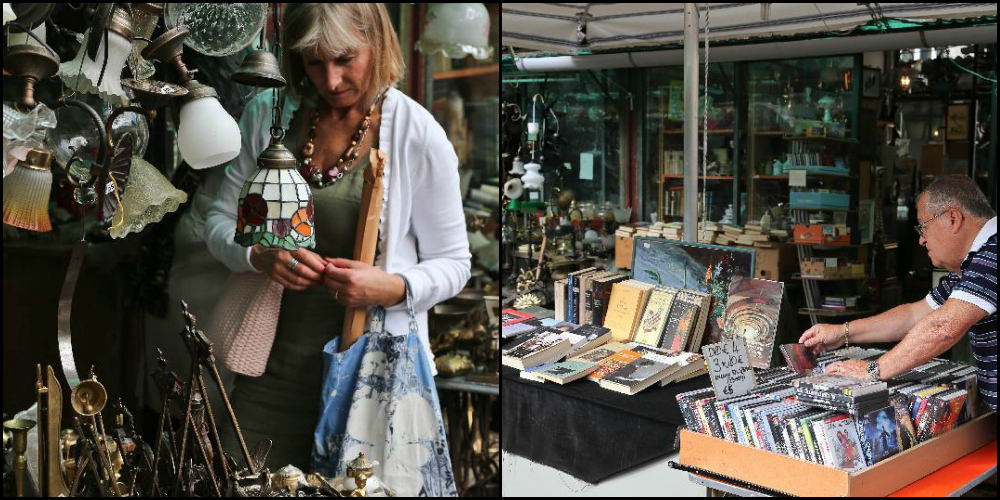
[
  {"xmin": 250, "ymin": 245, "xmax": 327, "ymax": 292},
  {"xmin": 323, "ymin": 258, "xmax": 406, "ymax": 308},
  {"xmin": 799, "ymin": 323, "xmax": 847, "ymax": 354}
]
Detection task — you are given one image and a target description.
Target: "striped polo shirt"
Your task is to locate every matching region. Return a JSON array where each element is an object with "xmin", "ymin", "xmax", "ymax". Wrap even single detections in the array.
[{"xmin": 926, "ymin": 216, "xmax": 997, "ymax": 412}]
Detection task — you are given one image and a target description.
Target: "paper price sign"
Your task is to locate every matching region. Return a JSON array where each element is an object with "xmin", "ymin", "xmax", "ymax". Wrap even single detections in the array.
[{"xmin": 702, "ymin": 337, "xmax": 757, "ymax": 401}]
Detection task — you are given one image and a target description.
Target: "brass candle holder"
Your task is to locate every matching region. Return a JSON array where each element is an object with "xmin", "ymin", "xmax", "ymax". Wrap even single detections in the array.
[{"xmin": 3, "ymin": 419, "xmax": 36, "ymax": 497}]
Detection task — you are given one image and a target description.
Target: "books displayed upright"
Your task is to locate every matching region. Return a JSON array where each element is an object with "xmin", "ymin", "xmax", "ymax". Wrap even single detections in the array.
[
  {"xmin": 565, "ymin": 267, "xmax": 599, "ymax": 324},
  {"xmin": 632, "ymin": 287, "xmax": 677, "ymax": 347},
  {"xmin": 590, "ymin": 273, "xmax": 630, "ymax": 326},
  {"xmin": 603, "ymin": 280, "xmax": 655, "ymax": 343},
  {"xmin": 659, "ymin": 290, "xmax": 709, "ymax": 352}
]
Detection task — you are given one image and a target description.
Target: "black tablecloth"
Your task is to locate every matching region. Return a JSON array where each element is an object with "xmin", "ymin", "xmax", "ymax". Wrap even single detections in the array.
[{"xmin": 501, "ymin": 363, "xmax": 712, "ymax": 484}]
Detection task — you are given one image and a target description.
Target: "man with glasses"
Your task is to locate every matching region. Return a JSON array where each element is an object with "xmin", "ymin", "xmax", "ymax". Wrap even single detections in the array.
[{"xmin": 800, "ymin": 176, "xmax": 997, "ymax": 414}]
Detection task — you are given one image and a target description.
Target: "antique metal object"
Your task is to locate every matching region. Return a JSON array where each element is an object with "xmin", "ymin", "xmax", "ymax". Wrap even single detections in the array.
[
  {"xmin": 71, "ymin": 378, "xmax": 108, "ymax": 417},
  {"xmin": 36, "ymin": 366, "xmax": 70, "ymax": 497},
  {"xmin": 3, "ymin": 44, "xmax": 60, "ymax": 108},
  {"xmin": 122, "ymin": 78, "xmax": 189, "ymax": 110},
  {"xmin": 143, "ymin": 26, "xmax": 196, "ymax": 83},
  {"xmin": 232, "ymin": 49, "xmax": 287, "ymax": 88},
  {"xmin": 3, "ymin": 419, "xmax": 34, "ymax": 497},
  {"xmin": 345, "ymin": 453, "xmax": 378, "ymax": 497}
]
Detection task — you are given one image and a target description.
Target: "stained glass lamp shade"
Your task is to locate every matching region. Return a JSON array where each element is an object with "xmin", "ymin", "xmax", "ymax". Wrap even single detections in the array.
[{"xmin": 235, "ymin": 138, "xmax": 315, "ymax": 250}]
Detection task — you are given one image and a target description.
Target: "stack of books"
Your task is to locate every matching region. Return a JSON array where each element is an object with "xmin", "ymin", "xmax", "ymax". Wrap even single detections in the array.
[{"xmin": 822, "ymin": 295, "xmax": 861, "ymax": 312}]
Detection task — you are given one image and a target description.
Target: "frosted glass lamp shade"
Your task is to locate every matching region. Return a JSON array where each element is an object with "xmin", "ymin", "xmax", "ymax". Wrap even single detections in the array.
[
  {"xmin": 59, "ymin": 29, "xmax": 132, "ymax": 106},
  {"xmin": 416, "ymin": 3, "xmax": 493, "ymax": 60},
  {"xmin": 3, "ymin": 3, "xmax": 16, "ymax": 24},
  {"xmin": 178, "ymin": 91, "xmax": 241, "ymax": 170},
  {"xmin": 109, "ymin": 157, "xmax": 188, "ymax": 239}
]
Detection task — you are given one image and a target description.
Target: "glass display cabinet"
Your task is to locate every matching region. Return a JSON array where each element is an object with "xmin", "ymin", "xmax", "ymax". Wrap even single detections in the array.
[{"xmin": 645, "ymin": 63, "xmax": 741, "ymax": 225}]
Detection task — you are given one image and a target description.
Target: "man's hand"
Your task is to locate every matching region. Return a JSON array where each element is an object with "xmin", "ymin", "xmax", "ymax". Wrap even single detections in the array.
[
  {"xmin": 824, "ymin": 359, "xmax": 871, "ymax": 380},
  {"xmin": 799, "ymin": 323, "xmax": 847, "ymax": 354}
]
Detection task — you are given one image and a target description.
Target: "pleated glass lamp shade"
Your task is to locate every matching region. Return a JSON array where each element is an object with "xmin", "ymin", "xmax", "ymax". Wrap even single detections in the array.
[
  {"xmin": 178, "ymin": 81, "xmax": 241, "ymax": 169},
  {"xmin": 109, "ymin": 157, "xmax": 188, "ymax": 239},
  {"xmin": 3, "ymin": 147, "xmax": 54, "ymax": 232},
  {"xmin": 59, "ymin": 28, "xmax": 132, "ymax": 106},
  {"xmin": 235, "ymin": 138, "xmax": 315, "ymax": 250}
]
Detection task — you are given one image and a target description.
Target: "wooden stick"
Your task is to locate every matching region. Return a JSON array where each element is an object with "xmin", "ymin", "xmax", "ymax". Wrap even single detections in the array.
[{"xmin": 340, "ymin": 148, "xmax": 387, "ymax": 352}]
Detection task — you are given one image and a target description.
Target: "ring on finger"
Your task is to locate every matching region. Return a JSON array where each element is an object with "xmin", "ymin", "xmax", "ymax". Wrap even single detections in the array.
[{"xmin": 287, "ymin": 257, "xmax": 300, "ymax": 272}]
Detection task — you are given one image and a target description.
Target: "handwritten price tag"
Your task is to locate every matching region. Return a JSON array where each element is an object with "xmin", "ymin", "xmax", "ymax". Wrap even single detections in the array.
[{"xmin": 702, "ymin": 337, "xmax": 757, "ymax": 401}]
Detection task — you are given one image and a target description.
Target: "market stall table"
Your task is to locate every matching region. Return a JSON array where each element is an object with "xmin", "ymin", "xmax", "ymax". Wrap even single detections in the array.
[{"xmin": 501, "ymin": 365, "xmax": 712, "ymax": 484}]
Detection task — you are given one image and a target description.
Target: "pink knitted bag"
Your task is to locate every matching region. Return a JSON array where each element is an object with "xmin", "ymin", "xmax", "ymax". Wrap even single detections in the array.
[{"xmin": 205, "ymin": 272, "xmax": 284, "ymax": 377}]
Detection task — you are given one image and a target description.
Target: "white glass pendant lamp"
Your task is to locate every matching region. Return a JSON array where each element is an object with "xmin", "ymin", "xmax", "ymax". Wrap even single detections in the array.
[{"xmin": 177, "ymin": 81, "xmax": 241, "ymax": 170}]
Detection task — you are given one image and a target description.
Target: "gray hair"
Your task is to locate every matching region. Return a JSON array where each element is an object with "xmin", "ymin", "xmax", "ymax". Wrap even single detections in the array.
[{"xmin": 919, "ymin": 176, "xmax": 996, "ymax": 219}]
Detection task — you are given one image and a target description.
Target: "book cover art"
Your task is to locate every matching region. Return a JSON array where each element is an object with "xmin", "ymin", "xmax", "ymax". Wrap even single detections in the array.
[
  {"xmin": 722, "ymin": 277, "xmax": 784, "ymax": 369},
  {"xmin": 535, "ymin": 360, "xmax": 597, "ymax": 384},
  {"xmin": 780, "ymin": 344, "xmax": 818, "ymax": 375},
  {"xmin": 501, "ymin": 309, "xmax": 535, "ymax": 327},
  {"xmin": 604, "ymin": 282, "xmax": 646, "ymax": 343},
  {"xmin": 633, "ymin": 288, "xmax": 676, "ymax": 347},
  {"xmin": 822, "ymin": 417, "xmax": 866, "ymax": 472},
  {"xmin": 660, "ymin": 298, "xmax": 699, "ymax": 352},
  {"xmin": 587, "ymin": 349, "xmax": 643, "ymax": 382},
  {"xmin": 503, "ymin": 330, "xmax": 564, "ymax": 360},
  {"xmin": 630, "ymin": 238, "xmax": 755, "ymax": 345},
  {"xmin": 857, "ymin": 406, "xmax": 901, "ymax": 465},
  {"xmin": 570, "ymin": 343, "xmax": 627, "ymax": 364},
  {"xmin": 601, "ymin": 355, "xmax": 673, "ymax": 389}
]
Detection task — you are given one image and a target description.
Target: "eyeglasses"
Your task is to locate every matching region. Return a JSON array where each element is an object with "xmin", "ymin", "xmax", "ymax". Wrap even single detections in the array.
[{"xmin": 915, "ymin": 210, "xmax": 948, "ymax": 238}]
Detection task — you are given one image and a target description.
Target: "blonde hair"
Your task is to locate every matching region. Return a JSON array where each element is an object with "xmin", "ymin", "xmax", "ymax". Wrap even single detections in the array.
[{"xmin": 282, "ymin": 4, "xmax": 405, "ymax": 107}]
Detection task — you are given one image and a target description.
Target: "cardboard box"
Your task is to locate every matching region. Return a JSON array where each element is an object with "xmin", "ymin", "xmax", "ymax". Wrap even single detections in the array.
[
  {"xmin": 680, "ymin": 412, "xmax": 996, "ymax": 497},
  {"xmin": 794, "ymin": 224, "xmax": 850, "ymax": 246},
  {"xmin": 615, "ymin": 234, "xmax": 633, "ymax": 270},
  {"xmin": 794, "ymin": 225, "xmax": 824, "ymax": 245},
  {"xmin": 755, "ymin": 245, "xmax": 798, "ymax": 281}
]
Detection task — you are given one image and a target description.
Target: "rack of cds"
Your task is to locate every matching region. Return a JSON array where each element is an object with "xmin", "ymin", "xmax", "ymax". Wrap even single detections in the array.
[{"xmin": 676, "ymin": 347, "xmax": 997, "ymax": 497}]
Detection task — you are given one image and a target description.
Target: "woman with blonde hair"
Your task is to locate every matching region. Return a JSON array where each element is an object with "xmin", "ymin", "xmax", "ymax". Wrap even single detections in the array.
[{"xmin": 205, "ymin": 4, "xmax": 467, "ymax": 496}]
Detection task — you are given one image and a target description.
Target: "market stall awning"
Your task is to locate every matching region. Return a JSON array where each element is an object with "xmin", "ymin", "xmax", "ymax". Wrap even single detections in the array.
[{"xmin": 502, "ymin": 3, "xmax": 998, "ymax": 54}]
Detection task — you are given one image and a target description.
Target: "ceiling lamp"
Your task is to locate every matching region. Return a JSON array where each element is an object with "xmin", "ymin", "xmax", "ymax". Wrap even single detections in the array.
[
  {"xmin": 108, "ymin": 156, "xmax": 188, "ymax": 239},
  {"xmin": 58, "ymin": 6, "xmax": 134, "ymax": 106},
  {"xmin": 164, "ymin": 3, "xmax": 267, "ymax": 57},
  {"xmin": 3, "ymin": 147, "xmax": 55, "ymax": 232},
  {"xmin": 235, "ymin": 134, "xmax": 315, "ymax": 250},
  {"xmin": 176, "ymin": 80, "xmax": 241, "ymax": 170},
  {"xmin": 417, "ymin": 3, "xmax": 494, "ymax": 61}
]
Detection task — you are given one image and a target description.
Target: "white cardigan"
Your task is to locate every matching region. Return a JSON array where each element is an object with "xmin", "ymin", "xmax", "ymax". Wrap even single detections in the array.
[{"xmin": 205, "ymin": 88, "xmax": 472, "ymax": 373}]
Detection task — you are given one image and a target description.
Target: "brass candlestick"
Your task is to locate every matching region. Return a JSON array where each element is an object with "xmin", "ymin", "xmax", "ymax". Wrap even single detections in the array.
[{"xmin": 3, "ymin": 419, "xmax": 36, "ymax": 497}]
